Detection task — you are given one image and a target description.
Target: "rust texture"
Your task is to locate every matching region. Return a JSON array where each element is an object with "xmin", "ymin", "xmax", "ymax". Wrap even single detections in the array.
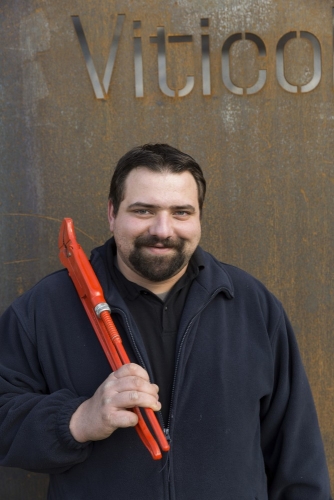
[{"xmin": 0, "ymin": 0, "xmax": 333, "ymax": 496}]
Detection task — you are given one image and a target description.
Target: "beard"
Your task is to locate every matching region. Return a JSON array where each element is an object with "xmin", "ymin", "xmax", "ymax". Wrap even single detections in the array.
[{"xmin": 128, "ymin": 234, "xmax": 190, "ymax": 282}]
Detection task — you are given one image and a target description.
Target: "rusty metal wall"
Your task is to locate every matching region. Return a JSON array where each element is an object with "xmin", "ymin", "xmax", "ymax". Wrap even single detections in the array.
[{"xmin": 1, "ymin": 0, "xmax": 333, "ymax": 497}]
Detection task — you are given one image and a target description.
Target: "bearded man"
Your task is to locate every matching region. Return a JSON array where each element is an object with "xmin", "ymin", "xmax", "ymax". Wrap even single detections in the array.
[{"xmin": 0, "ymin": 144, "xmax": 331, "ymax": 499}]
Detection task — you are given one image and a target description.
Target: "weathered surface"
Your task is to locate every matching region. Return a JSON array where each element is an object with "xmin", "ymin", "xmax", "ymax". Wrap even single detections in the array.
[{"xmin": 1, "ymin": 0, "xmax": 333, "ymax": 496}]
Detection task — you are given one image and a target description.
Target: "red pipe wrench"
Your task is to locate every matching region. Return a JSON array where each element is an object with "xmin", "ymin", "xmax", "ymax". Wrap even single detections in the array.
[{"xmin": 58, "ymin": 218, "xmax": 170, "ymax": 460}]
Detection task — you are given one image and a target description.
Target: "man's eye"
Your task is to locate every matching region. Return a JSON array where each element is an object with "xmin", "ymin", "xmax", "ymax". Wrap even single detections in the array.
[
  {"xmin": 174, "ymin": 211, "xmax": 189, "ymax": 217},
  {"xmin": 134, "ymin": 209, "xmax": 150, "ymax": 215}
]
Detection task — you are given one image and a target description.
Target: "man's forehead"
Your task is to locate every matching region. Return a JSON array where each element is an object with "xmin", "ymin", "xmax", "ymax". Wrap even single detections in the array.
[
  {"xmin": 121, "ymin": 168, "xmax": 199, "ymax": 207},
  {"xmin": 124, "ymin": 167, "xmax": 196, "ymax": 185}
]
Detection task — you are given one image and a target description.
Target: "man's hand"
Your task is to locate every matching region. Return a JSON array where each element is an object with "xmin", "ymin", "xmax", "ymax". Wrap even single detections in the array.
[{"xmin": 69, "ymin": 363, "xmax": 161, "ymax": 443}]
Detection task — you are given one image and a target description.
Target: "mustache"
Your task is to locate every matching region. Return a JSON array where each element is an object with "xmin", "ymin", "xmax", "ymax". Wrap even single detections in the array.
[{"xmin": 134, "ymin": 234, "xmax": 185, "ymax": 250}]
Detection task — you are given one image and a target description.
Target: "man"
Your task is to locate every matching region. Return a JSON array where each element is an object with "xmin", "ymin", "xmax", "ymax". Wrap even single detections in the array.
[{"xmin": 0, "ymin": 144, "xmax": 331, "ymax": 499}]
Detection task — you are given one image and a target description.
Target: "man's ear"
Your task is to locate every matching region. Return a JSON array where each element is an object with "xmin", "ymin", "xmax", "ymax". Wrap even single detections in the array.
[{"xmin": 107, "ymin": 200, "xmax": 116, "ymax": 232}]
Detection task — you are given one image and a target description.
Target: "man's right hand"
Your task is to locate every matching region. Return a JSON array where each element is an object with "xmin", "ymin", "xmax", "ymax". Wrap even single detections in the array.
[{"xmin": 69, "ymin": 363, "xmax": 161, "ymax": 443}]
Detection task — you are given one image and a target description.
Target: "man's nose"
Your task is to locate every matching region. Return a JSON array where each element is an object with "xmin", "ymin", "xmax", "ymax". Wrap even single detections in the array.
[{"xmin": 148, "ymin": 213, "xmax": 174, "ymax": 239}]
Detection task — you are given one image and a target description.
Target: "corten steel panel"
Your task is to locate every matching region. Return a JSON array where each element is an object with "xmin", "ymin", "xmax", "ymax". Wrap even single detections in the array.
[{"xmin": 1, "ymin": 0, "xmax": 334, "ymax": 497}]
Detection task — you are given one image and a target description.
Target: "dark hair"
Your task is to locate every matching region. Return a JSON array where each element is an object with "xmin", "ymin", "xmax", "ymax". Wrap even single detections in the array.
[{"xmin": 108, "ymin": 143, "xmax": 206, "ymax": 215}]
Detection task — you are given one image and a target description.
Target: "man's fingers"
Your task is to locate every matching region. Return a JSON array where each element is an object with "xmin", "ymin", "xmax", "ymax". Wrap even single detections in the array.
[
  {"xmin": 101, "ymin": 408, "xmax": 139, "ymax": 429},
  {"xmin": 104, "ymin": 374, "xmax": 159, "ymax": 398},
  {"xmin": 111, "ymin": 363, "xmax": 150, "ymax": 381},
  {"xmin": 103, "ymin": 389, "xmax": 161, "ymax": 411}
]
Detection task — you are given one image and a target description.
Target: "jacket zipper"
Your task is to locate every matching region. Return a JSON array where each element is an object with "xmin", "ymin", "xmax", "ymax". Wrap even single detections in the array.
[{"xmin": 165, "ymin": 286, "xmax": 231, "ymax": 436}]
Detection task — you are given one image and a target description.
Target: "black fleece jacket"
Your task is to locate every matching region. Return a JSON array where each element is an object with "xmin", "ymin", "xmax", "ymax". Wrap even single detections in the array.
[{"xmin": 0, "ymin": 239, "xmax": 331, "ymax": 499}]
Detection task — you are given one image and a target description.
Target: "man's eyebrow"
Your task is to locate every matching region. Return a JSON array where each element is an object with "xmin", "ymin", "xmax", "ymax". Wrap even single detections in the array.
[
  {"xmin": 170, "ymin": 204, "xmax": 196, "ymax": 212},
  {"xmin": 128, "ymin": 202, "xmax": 160, "ymax": 209}
]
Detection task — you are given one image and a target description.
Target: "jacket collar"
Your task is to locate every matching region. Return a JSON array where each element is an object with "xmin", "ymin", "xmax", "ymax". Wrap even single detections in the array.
[{"xmin": 192, "ymin": 246, "xmax": 234, "ymax": 299}]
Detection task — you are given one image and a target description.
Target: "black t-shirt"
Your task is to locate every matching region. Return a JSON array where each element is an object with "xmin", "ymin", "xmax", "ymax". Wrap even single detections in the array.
[{"xmin": 107, "ymin": 248, "xmax": 203, "ymax": 424}]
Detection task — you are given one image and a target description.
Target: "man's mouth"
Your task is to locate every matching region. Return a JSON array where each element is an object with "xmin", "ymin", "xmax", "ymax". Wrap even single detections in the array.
[
  {"xmin": 144, "ymin": 244, "xmax": 174, "ymax": 254},
  {"xmin": 150, "ymin": 242, "xmax": 171, "ymax": 248},
  {"xmin": 135, "ymin": 235, "xmax": 183, "ymax": 251}
]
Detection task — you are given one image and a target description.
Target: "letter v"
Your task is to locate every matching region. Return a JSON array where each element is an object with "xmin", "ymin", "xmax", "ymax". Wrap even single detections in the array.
[{"xmin": 72, "ymin": 14, "xmax": 125, "ymax": 99}]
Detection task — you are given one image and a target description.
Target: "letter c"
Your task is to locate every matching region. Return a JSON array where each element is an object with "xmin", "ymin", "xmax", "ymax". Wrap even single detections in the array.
[
  {"xmin": 276, "ymin": 31, "xmax": 321, "ymax": 93},
  {"xmin": 222, "ymin": 33, "xmax": 267, "ymax": 95}
]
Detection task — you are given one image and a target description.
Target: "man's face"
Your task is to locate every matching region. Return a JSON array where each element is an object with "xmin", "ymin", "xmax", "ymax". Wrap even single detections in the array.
[{"xmin": 108, "ymin": 167, "xmax": 201, "ymax": 284}]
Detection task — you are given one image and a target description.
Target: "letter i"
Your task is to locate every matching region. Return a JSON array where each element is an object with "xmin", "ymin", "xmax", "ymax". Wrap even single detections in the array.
[
  {"xmin": 133, "ymin": 20, "xmax": 144, "ymax": 97},
  {"xmin": 201, "ymin": 18, "xmax": 211, "ymax": 95}
]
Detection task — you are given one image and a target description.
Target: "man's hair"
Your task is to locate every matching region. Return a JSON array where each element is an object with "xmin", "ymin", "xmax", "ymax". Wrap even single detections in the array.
[{"xmin": 108, "ymin": 143, "xmax": 206, "ymax": 215}]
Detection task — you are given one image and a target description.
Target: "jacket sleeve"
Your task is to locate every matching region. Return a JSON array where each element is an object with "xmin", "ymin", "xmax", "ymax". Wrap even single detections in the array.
[
  {"xmin": 0, "ymin": 304, "xmax": 93, "ymax": 474},
  {"xmin": 260, "ymin": 308, "xmax": 332, "ymax": 499}
]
